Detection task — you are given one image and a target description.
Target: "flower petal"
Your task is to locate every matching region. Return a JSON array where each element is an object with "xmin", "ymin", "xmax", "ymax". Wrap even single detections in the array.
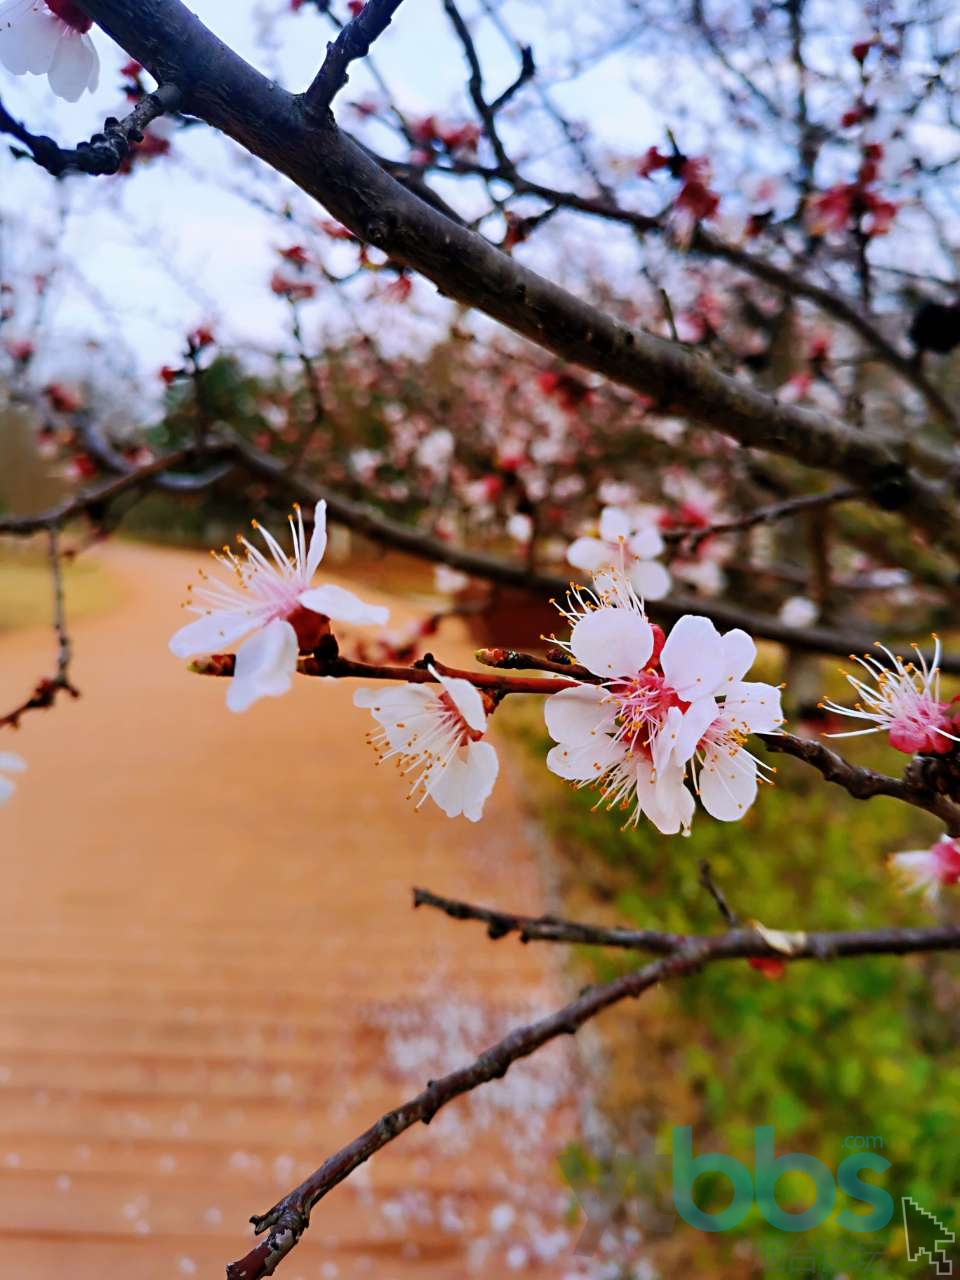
[
  {"xmin": 720, "ymin": 628, "xmax": 756, "ymax": 685},
  {"xmin": 226, "ymin": 619, "xmax": 298, "ymax": 713},
  {"xmin": 627, "ymin": 526, "xmax": 664, "ymax": 560},
  {"xmin": 599, "ymin": 506, "xmax": 631, "ymax": 543},
  {"xmin": 723, "ymin": 681, "xmax": 784, "ymax": 734},
  {"xmin": 0, "ymin": 3, "xmax": 56, "ymax": 75},
  {"xmin": 659, "ymin": 614, "xmax": 727, "ymax": 699},
  {"xmin": 0, "ymin": 753, "xmax": 26, "ymax": 774},
  {"xmin": 47, "ymin": 29, "xmax": 98, "ymax": 101},
  {"xmin": 169, "ymin": 609, "xmax": 260, "ymax": 658},
  {"xmin": 645, "ymin": 764, "xmax": 696, "ymax": 836},
  {"xmin": 628, "ymin": 558, "xmax": 671, "ymax": 602},
  {"xmin": 305, "ymin": 500, "xmax": 327, "ymax": 579},
  {"xmin": 460, "ymin": 740, "xmax": 500, "ymax": 821},
  {"xmin": 567, "ymin": 536, "xmax": 611, "ymax": 573},
  {"xmin": 570, "ymin": 606, "xmax": 653, "ymax": 678},
  {"xmin": 699, "ymin": 745, "xmax": 757, "ymax": 821},
  {"xmin": 547, "ymin": 736, "xmax": 624, "ymax": 782},
  {"xmin": 432, "ymin": 667, "xmax": 487, "ymax": 733},
  {"xmin": 0, "ymin": 775, "xmax": 15, "ymax": 807},
  {"xmin": 299, "ymin": 583, "xmax": 389, "ymax": 626},
  {"xmin": 428, "ymin": 740, "xmax": 499, "ymax": 821},
  {"xmin": 544, "ymin": 684, "xmax": 612, "ymax": 745}
]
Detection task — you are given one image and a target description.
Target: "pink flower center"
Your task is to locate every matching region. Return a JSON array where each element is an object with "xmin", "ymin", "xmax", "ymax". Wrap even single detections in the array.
[
  {"xmin": 286, "ymin": 605, "xmax": 330, "ymax": 653},
  {"xmin": 888, "ymin": 697, "xmax": 953, "ymax": 755},
  {"xmin": 933, "ymin": 838, "xmax": 960, "ymax": 887},
  {"xmin": 438, "ymin": 691, "xmax": 484, "ymax": 745},
  {"xmin": 611, "ymin": 671, "xmax": 687, "ymax": 759},
  {"xmin": 45, "ymin": 0, "xmax": 93, "ymax": 32}
]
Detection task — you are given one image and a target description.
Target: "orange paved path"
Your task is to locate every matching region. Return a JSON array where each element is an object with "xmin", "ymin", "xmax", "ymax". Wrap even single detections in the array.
[{"xmin": 0, "ymin": 542, "xmax": 587, "ymax": 1279}]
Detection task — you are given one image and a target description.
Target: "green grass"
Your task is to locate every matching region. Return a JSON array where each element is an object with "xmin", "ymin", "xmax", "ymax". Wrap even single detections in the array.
[
  {"xmin": 501, "ymin": 688, "xmax": 959, "ymax": 1278},
  {"xmin": 0, "ymin": 549, "xmax": 121, "ymax": 632}
]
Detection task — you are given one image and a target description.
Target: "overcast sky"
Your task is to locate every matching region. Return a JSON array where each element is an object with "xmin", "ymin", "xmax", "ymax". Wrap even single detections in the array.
[{"xmin": 0, "ymin": 0, "xmax": 656, "ymax": 398}]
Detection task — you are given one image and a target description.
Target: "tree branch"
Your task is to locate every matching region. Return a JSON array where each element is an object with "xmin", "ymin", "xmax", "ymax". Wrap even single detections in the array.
[
  {"xmin": 303, "ymin": 0, "xmax": 407, "ymax": 116},
  {"xmin": 761, "ymin": 732, "xmax": 960, "ymax": 833},
  {"xmin": 75, "ymin": 0, "xmax": 960, "ymax": 555},
  {"xmin": 226, "ymin": 906, "xmax": 960, "ymax": 1278},
  {"xmin": 0, "ymin": 83, "xmax": 181, "ymax": 177}
]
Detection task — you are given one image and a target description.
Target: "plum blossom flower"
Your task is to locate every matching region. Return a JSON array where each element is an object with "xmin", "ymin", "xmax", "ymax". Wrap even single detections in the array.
[
  {"xmin": 354, "ymin": 667, "xmax": 499, "ymax": 821},
  {"xmin": 888, "ymin": 836, "xmax": 960, "ymax": 904},
  {"xmin": 567, "ymin": 506, "xmax": 671, "ymax": 601},
  {"xmin": 0, "ymin": 1, "xmax": 99, "ymax": 102},
  {"xmin": 821, "ymin": 638, "xmax": 959, "ymax": 755},
  {"xmin": 170, "ymin": 501, "xmax": 389, "ymax": 713},
  {"xmin": 544, "ymin": 574, "xmax": 778, "ymax": 833},
  {"xmin": 0, "ymin": 753, "xmax": 26, "ymax": 806}
]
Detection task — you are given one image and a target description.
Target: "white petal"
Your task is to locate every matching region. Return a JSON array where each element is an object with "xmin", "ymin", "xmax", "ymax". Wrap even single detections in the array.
[
  {"xmin": 627, "ymin": 526, "xmax": 664, "ymax": 559},
  {"xmin": 226, "ymin": 619, "xmax": 298, "ymax": 713},
  {"xmin": 570, "ymin": 606, "xmax": 653, "ymax": 678},
  {"xmin": 628, "ymin": 558, "xmax": 671, "ymax": 602},
  {"xmin": 659, "ymin": 614, "xmax": 727, "ymax": 699},
  {"xmin": 544, "ymin": 684, "xmax": 611, "ymax": 745},
  {"xmin": 699, "ymin": 746, "xmax": 757, "ymax": 821},
  {"xmin": 356, "ymin": 684, "xmax": 437, "ymax": 750},
  {"xmin": 0, "ymin": 4, "xmax": 56, "ymax": 75},
  {"xmin": 719, "ymin": 628, "xmax": 756, "ymax": 685},
  {"xmin": 47, "ymin": 30, "xmax": 98, "ymax": 102},
  {"xmin": 428, "ymin": 740, "xmax": 499, "ymax": 821},
  {"xmin": 567, "ymin": 536, "xmax": 612, "ymax": 573},
  {"xmin": 460, "ymin": 740, "xmax": 500, "ymax": 821},
  {"xmin": 299, "ymin": 584, "xmax": 389, "ymax": 626},
  {"xmin": 305, "ymin": 500, "xmax": 327, "ymax": 578},
  {"xmin": 723, "ymin": 681, "xmax": 784, "ymax": 734},
  {"xmin": 599, "ymin": 506, "xmax": 631, "ymax": 543},
  {"xmin": 433, "ymin": 667, "xmax": 486, "ymax": 733},
  {"xmin": 0, "ymin": 775, "xmax": 15, "ymax": 807},
  {"xmin": 169, "ymin": 609, "xmax": 260, "ymax": 658},
  {"xmin": 635, "ymin": 760, "xmax": 694, "ymax": 835},
  {"xmin": 0, "ymin": 752, "xmax": 26, "ymax": 774},
  {"xmin": 547, "ymin": 737, "xmax": 624, "ymax": 782},
  {"xmin": 672, "ymin": 697, "xmax": 719, "ymax": 765}
]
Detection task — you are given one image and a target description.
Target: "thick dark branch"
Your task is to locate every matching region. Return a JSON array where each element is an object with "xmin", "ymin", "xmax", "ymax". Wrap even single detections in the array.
[
  {"xmin": 6, "ymin": 432, "xmax": 958, "ymax": 671},
  {"xmin": 761, "ymin": 732, "xmax": 960, "ymax": 833},
  {"xmin": 304, "ymin": 0, "xmax": 407, "ymax": 116},
  {"xmin": 0, "ymin": 84, "xmax": 181, "ymax": 177},
  {"xmin": 76, "ymin": 0, "xmax": 960, "ymax": 555},
  {"xmin": 227, "ymin": 912, "xmax": 960, "ymax": 1277},
  {"xmin": 0, "ymin": 442, "xmax": 235, "ymax": 535}
]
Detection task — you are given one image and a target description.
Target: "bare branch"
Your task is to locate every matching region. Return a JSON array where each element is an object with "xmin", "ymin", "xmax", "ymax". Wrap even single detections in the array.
[
  {"xmin": 761, "ymin": 732, "xmax": 960, "ymax": 834},
  {"xmin": 0, "ymin": 83, "xmax": 181, "ymax": 177},
  {"xmin": 0, "ymin": 528, "xmax": 80, "ymax": 730},
  {"xmin": 304, "ymin": 0, "xmax": 408, "ymax": 116},
  {"xmin": 227, "ymin": 909, "xmax": 960, "ymax": 1277}
]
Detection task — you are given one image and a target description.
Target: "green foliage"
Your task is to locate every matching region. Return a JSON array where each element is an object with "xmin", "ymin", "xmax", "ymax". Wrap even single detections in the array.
[{"xmin": 508, "ymin": 706, "xmax": 958, "ymax": 1276}]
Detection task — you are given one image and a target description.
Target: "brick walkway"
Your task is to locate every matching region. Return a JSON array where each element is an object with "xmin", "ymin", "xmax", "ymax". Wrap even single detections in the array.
[{"xmin": 0, "ymin": 542, "xmax": 586, "ymax": 1279}]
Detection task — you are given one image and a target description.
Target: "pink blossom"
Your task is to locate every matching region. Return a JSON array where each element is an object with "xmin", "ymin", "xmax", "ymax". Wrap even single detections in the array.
[
  {"xmin": 822, "ymin": 639, "xmax": 959, "ymax": 755},
  {"xmin": 354, "ymin": 667, "xmax": 499, "ymax": 821},
  {"xmin": 170, "ymin": 501, "xmax": 389, "ymax": 713},
  {"xmin": 544, "ymin": 574, "xmax": 779, "ymax": 833},
  {"xmin": 888, "ymin": 837, "xmax": 960, "ymax": 904}
]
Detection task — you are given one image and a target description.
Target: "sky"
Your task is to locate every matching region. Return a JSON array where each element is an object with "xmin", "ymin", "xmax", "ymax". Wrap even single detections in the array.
[{"xmin": 0, "ymin": 0, "xmax": 655, "ymax": 400}]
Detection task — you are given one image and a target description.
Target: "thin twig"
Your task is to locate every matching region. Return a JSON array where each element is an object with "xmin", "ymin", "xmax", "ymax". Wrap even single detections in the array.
[
  {"xmin": 226, "ymin": 910, "xmax": 960, "ymax": 1278},
  {"xmin": 304, "ymin": 0, "xmax": 408, "ymax": 116}
]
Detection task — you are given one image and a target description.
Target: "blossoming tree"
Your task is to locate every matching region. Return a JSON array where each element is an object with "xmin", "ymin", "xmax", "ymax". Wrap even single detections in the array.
[{"xmin": 0, "ymin": 0, "xmax": 959, "ymax": 1274}]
